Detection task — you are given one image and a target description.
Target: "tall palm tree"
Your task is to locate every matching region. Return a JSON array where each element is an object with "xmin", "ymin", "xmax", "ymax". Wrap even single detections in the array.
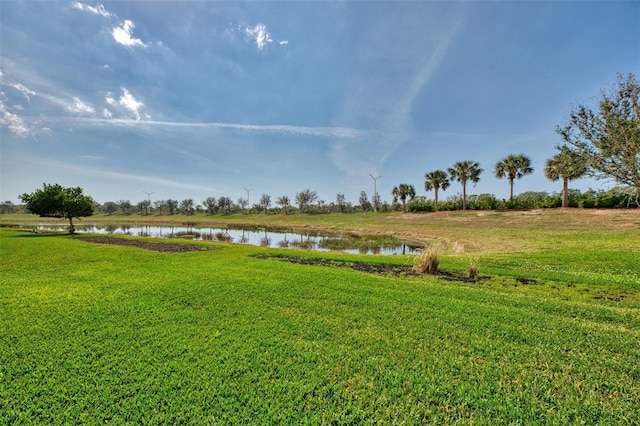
[
  {"xmin": 448, "ymin": 160, "xmax": 483, "ymax": 210},
  {"xmin": 494, "ymin": 154, "xmax": 534, "ymax": 201},
  {"xmin": 544, "ymin": 146, "xmax": 587, "ymax": 208},
  {"xmin": 424, "ymin": 170, "xmax": 450, "ymax": 210},
  {"xmin": 392, "ymin": 183, "xmax": 416, "ymax": 213}
]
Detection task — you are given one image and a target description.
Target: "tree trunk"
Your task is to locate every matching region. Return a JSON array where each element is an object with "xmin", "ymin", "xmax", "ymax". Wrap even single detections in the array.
[
  {"xmin": 509, "ymin": 179, "xmax": 514, "ymax": 201},
  {"xmin": 562, "ymin": 178, "xmax": 569, "ymax": 208},
  {"xmin": 67, "ymin": 215, "xmax": 75, "ymax": 234},
  {"xmin": 434, "ymin": 188, "xmax": 439, "ymax": 211},
  {"xmin": 462, "ymin": 180, "xmax": 467, "ymax": 210},
  {"xmin": 631, "ymin": 186, "xmax": 640, "ymax": 207}
]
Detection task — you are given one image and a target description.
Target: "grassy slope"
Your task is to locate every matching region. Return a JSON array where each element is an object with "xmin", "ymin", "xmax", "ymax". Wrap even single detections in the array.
[{"xmin": 1, "ymin": 220, "xmax": 639, "ymax": 424}]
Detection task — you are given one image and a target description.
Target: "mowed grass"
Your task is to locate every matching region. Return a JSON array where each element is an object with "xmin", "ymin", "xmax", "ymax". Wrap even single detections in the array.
[{"xmin": 1, "ymin": 209, "xmax": 639, "ymax": 424}]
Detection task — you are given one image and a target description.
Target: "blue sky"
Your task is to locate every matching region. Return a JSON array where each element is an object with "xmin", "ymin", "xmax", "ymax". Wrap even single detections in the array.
[{"xmin": 1, "ymin": 1, "xmax": 638, "ymax": 206}]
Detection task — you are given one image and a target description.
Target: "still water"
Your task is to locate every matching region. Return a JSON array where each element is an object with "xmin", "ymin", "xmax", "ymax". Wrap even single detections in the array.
[{"xmin": 31, "ymin": 224, "xmax": 424, "ymax": 255}]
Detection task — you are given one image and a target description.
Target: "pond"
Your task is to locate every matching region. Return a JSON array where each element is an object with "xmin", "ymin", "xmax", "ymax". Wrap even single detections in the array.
[{"xmin": 27, "ymin": 224, "xmax": 425, "ymax": 255}]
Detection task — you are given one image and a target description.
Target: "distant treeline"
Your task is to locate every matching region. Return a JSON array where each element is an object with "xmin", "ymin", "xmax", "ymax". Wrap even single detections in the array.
[
  {"xmin": 2, "ymin": 186, "xmax": 636, "ymax": 216},
  {"xmin": 405, "ymin": 187, "xmax": 636, "ymax": 212}
]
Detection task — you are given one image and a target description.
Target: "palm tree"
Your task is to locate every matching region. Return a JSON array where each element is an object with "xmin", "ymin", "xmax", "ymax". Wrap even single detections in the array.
[
  {"xmin": 544, "ymin": 146, "xmax": 587, "ymax": 208},
  {"xmin": 494, "ymin": 154, "xmax": 534, "ymax": 201},
  {"xmin": 424, "ymin": 170, "xmax": 450, "ymax": 210},
  {"xmin": 276, "ymin": 195, "xmax": 290, "ymax": 214},
  {"xmin": 392, "ymin": 183, "xmax": 416, "ymax": 212},
  {"xmin": 448, "ymin": 160, "xmax": 483, "ymax": 210}
]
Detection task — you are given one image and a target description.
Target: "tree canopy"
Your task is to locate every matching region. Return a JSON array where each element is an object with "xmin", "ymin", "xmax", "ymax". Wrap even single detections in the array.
[
  {"xmin": 295, "ymin": 189, "xmax": 318, "ymax": 213},
  {"xmin": 448, "ymin": 160, "xmax": 483, "ymax": 210},
  {"xmin": 544, "ymin": 146, "xmax": 587, "ymax": 208},
  {"xmin": 20, "ymin": 183, "xmax": 95, "ymax": 233},
  {"xmin": 557, "ymin": 73, "xmax": 640, "ymax": 205},
  {"xmin": 424, "ymin": 170, "xmax": 450, "ymax": 210},
  {"xmin": 392, "ymin": 183, "xmax": 416, "ymax": 213},
  {"xmin": 494, "ymin": 154, "xmax": 534, "ymax": 200}
]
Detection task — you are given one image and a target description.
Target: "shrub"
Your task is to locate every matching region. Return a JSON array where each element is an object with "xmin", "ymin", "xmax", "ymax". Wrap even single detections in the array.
[
  {"xmin": 407, "ymin": 196, "xmax": 434, "ymax": 212},
  {"xmin": 413, "ymin": 248, "xmax": 439, "ymax": 274},
  {"xmin": 467, "ymin": 258, "xmax": 480, "ymax": 281}
]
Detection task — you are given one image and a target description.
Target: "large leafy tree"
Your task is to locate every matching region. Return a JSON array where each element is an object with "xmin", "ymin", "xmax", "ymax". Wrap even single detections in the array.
[
  {"xmin": 544, "ymin": 146, "xmax": 587, "ymax": 208},
  {"xmin": 217, "ymin": 196, "xmax": 233, "ymax": 214},
  {"xmin": 20, "ymin": 183, "xmax": 95, "ymax": 233},
  {"xmin": 494, "ymin": 154, "xmax": 534, "ymax": 201},
  {"xmin": 424, "ymin": 170, "xmax": 450, "ymax": 210},
  {"xmin": 203, "ymin": 197, "xmax": 217, "ymax": 215},
  {"xmin": 392, "ymin": 183, "xmax": 416, "ymax": 212},
  {"xmin": 557, "ymin": 73, "xmax": 640, "ymax": 206},
  {"xmin": 448, "ymin": 160, "xmax": 483, "ymax": 210},
  {"xmin": 180, "ymin": 198, "xmax": 195, "ymax": 215}
]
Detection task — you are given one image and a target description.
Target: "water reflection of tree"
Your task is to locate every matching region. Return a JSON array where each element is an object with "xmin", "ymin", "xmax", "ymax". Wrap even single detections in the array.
[
  {"xmin": 238, "ymin": 230, "xmax": 249, "ymax": 244},
  {"xmin": 216, "ymin": 231, "xmax": 233, "ymax": 243},
  {"xmin": 290, "ymin": 234, "xmax": 317, "ymax": 250},
  {"xmin": 277, "ymin": 233, "xmax": 290, "ymax": 248},
  {"xmin": 259, "ymin": 230, "xmax": 271, "ymax": 247},
  {"xmin": 138, "ymin": 224, "xmax": 151, "ymax": 237}
]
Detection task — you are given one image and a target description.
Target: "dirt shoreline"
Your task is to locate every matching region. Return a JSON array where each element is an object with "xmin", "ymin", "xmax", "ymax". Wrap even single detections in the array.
[{"xmin": 76, "ymin": 236, "xmax": 211, "ymax": 252}]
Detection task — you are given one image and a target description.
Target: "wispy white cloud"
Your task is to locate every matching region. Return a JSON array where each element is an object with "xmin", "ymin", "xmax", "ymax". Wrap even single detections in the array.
[
  {"xmin": 43, "ymin": 116, "xmax": 376, "ymax": 139},
  {"xmin": 112, "ymin": 20, "xmax": 146, "ymax": 47},
  {"xmin": 19, "ymin": 155, "xmax": 220, "ymax": 193},
  {"xmin": 12, "ymin": 83, "xmax": 36, "ymax": 102},
  {"xmin": 69, "ymin": 1, "xmax": 114, "ymax": 18},
  {"xmin": 329, "ymin": 12, "xmax": 465, "ymax": 179},
  {"xmin": 0, "ymin": 100, "xmax": 30, "ymax": 136},
  {"xmin": 68, "ymin": 96, "xmax": 95, "ymax": 115},
  {"xmin": 70, "ymin": 2, "xmax": 151, "ymax": 49},
  {"xmin": 241, "ymin": 23, "xmax": 287, "ymax": 50},
  {"xmin": 105, "ymin": 88, "xmax": 146, "ymax": 120},
  {"xmin": 118, "ymin": 88, "xmax": 144, "ymax": 119},
  {"xmin": 245, "ymin": 23, "xmax": 273, "ymax": 50}
]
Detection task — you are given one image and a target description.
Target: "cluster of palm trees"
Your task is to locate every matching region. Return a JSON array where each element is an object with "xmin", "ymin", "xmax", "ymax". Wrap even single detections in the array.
[
  {"xmin": 395, "ymin": 150, "xmax": 586, "ymax": 212},
  {"xmin": 418, "ymin": 159, "xmax": 485, "ymax": 211}
]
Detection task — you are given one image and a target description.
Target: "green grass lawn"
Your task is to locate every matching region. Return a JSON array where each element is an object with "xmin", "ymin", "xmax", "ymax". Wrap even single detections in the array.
[{"xmin": 1, "ymin": 210, "xmax": 639, "ymax": 424}]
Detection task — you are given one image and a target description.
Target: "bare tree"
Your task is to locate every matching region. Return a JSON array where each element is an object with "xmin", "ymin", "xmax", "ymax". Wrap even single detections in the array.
[
  {"xmin": 372, "ymin": 193, "xmax": 382, "ymax": 212},
  {"xmin": 336, "ymin": 193, "xmax": 346, "ymax": 213},
  {"xmin": 359, "ymin": 191, "xmax": 371, "ymax": 212},
  {"xmin": 237, "ymin": 197, "xmax": 248, "ymax": 213}
]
